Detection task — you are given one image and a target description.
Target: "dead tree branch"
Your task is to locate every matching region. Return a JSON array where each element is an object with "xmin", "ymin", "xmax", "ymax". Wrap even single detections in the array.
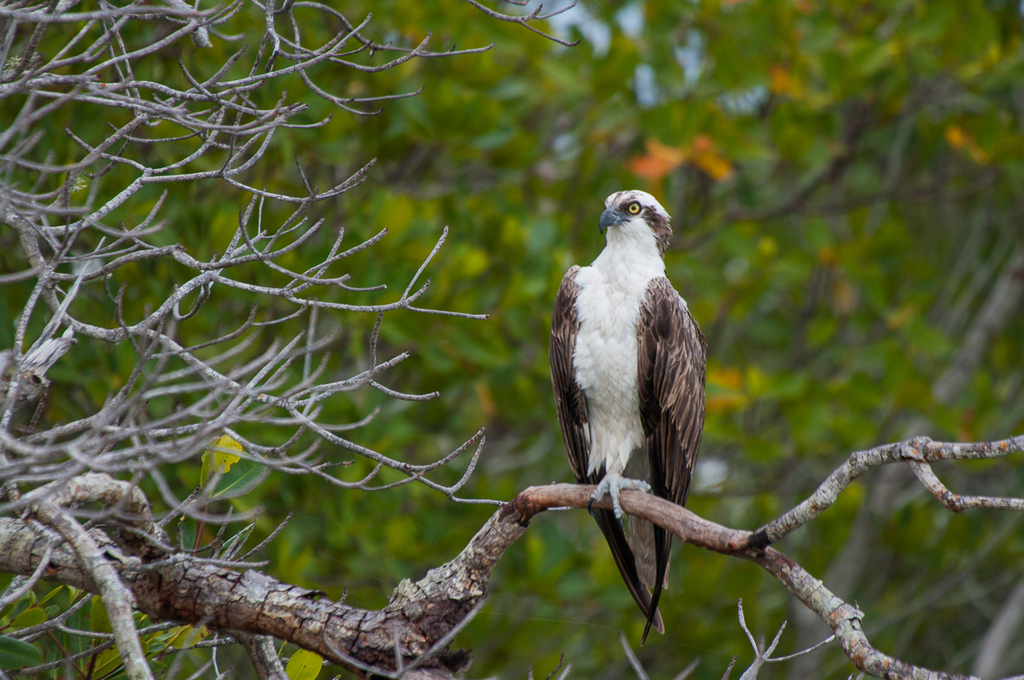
[
  {"xmin": 1, "ymin": 433, "xmax": 1020, "ymax": 679},
  {"xmin": 749, "ymin": 435, "xmax": 1024, "ymax": 547},
  {"xmin": 0, "ymin": 1, "xmax": 573, "ymax": 674}
]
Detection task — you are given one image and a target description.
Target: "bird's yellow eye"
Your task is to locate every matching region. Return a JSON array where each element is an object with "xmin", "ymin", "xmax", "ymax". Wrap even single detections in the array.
[{"xmin": 627, "ymin": 202, "xmax": 641, "ymax": 215}]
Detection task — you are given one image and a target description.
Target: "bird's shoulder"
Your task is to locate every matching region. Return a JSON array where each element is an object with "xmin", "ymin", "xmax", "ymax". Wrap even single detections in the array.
[
  {"xmin": 641, "ymin": 275, "xmax": 683, "ymax": 304},
  {"xmin": 640, "ymin": 277, "xmax": 706, "ymax": 351},
  {"xmin": 552, "ymin": 266, "xmax": 582, "ymax": 327},
  {"xmin": 557, "ymin": 264, "xmax": 582, "ymax": 290}
]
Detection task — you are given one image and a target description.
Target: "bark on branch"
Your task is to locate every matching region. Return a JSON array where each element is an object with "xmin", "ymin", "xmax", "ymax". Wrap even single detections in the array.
[{"xmin": 1, "ymin": 434, "xmax": 1021, "ymax": 679}]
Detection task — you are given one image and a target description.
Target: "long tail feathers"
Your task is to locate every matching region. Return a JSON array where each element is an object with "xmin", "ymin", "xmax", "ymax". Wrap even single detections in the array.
[
  {"xmin": 641, "ymin": 528, "xmax": 672, "ymax": 644},
  {"xmin": 593, "ymin": 508, "xmax": 665, "ymax": 641}
]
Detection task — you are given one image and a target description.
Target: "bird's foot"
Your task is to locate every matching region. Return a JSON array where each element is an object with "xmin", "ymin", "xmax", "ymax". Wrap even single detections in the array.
[{"xmin": 589, "ymin": 474, "xmax": 652, "ymax": 520}]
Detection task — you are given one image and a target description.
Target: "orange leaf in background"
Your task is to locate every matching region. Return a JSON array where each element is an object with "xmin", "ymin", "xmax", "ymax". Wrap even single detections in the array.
[
  {"xmin": 769, "ymin": 65, "xmax": 795, "ymax": 95},
  {"xmin": 945, "ymin": 124, "xmax": 990, "ymax": 165},
  {"xmin": 707, "ymin": 365, "xmax": 746, "ymax": 413},
  {"xmin": 629, "ymin": 135, "xmax": 734, "ymax": 183},
  {"xmin": 707, "ymin": 394, "xmax": 748, "ymax": 412},
  {"xmin": 629, "ymin": 137, "xmax": 686, "ymax": 181},
  {"xmin": 945, "ymin": 125, "xmax": 966, "ymax": 149},
  {"xmin": 708, "ymin": 366, "xmax": 744, "ymax": 391},
  {"xmin": 690, "ymin": 134, "xmax": 734, "ymax": 181}
]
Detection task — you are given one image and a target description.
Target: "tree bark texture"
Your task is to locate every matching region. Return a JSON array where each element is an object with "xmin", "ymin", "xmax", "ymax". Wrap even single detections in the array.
[{"xmin": 2, "ymin": 435, "xmax": 1022, "ymax": 680}]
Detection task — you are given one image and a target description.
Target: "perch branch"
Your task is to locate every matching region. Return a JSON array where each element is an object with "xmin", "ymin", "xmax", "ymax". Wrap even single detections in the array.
[{"xmin": 2, "ymin": 434, "xmax": 1021, "ymax": 679}]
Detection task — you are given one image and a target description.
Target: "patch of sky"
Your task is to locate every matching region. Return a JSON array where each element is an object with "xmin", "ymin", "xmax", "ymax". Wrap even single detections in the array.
[
  {"xmin": 552, "ymin": 132, "xmax": 579, "ymax": 159},
  {"xmin": 674, "ymin": 28, "xmax": 705, "ymax": 89},
  {"xmin": 615, "ymin": 1, "xmax": 645, "ymax": 40},
  {"xmin": 633, "ymin": 63, "xmax": 659, "ymax": 109},
  {"xmin": 718, "ymin": 85, "xmax": 769, "ymax": 116},
  {"xmin": 522, "ymin": 0, "xmax": 611, "ymax": 57},
  {"xmin": 694, "ymin": 458, "xmax": 728, "ymax": 491}
]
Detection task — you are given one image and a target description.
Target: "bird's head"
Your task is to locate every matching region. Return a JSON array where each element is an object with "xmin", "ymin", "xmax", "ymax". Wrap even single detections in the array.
[{"xmin": 599, "ymin": 190, "xmax": 672, "ymax": 256}]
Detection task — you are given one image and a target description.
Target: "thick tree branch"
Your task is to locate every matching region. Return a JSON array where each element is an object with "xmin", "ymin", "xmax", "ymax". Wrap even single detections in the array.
[
  {"xmin": 0, "ymin": 515, "xmax": 464, "ymax": 678},
  {"xmin": 1, "ymin": 433, "xmax": 1021, "ymax": 678}
]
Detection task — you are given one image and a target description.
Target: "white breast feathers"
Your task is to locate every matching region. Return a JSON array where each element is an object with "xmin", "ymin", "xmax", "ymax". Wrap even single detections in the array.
[{"xmin": 571, "ymin": 243, "xmax": 664, "ymax": 477}]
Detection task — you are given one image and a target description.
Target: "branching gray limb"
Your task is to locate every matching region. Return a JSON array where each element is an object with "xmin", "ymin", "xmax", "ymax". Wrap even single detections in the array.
[
  {"xmin": 750, "ymin": 435, "xmax": 1024, "ymax": 547},
  {"xmin": 237, "ymin": 634, "xmax": 288, "ymax": 680},
  {"xmin": 32, "ymin": 502, "xmax": 153, "ymax": 680},
  {"xmin": 2, "ymin": 431, "xmax": 1021, "ymax": 680}
]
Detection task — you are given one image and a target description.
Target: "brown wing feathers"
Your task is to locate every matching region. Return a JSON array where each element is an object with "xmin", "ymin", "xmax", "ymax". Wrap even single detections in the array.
[
  {"xmin": 637, "ymin": 277, "xmax": 707, "ymax": 643},
  {"xmin": 549, "ymin": 267, "xmax": 665, "ymax": 635},
  {"xmin": 549, "ymin": 266, "xmax": 590, "ymax": 483}
]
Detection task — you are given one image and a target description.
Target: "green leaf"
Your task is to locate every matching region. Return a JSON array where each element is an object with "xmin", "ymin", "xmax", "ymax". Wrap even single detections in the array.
[
  {"xmin": 91, "ymin": 646, "xmax": 123, "ymax": 678},
  {"xmin": 285, "ymin": 649, "xmax": 323, "ymax": 680},
  {"xmin": 177, "ymin": 517, "xmax": 196, "ymax": 551},
  {"xmin": 6, "ymin": 597, "xmax": 31, "ymax": 623},
  {"xmin": 151, "ymin": 624, "xmax": 206, "ymax": 653},
  {"xmin": 37, "ymin": 586, "xmax": 63, "ymax": 607},
  {"xmin": 0, "ymin": 636, "xmax": 43, "ymax": 669},
  {"xmin": 208, "ymin": 458, "xmax": 267, "ymax": 499},
  {"xmin": 10, "ymin": 608, "xmax": 45, "ymax": 630},
  {"xmin": 90, "ymin": 595, "xmax": 110, "ymax": 633}
]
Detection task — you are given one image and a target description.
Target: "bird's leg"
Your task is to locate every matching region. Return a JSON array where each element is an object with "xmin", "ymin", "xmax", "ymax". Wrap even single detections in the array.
[{"xmin": 589, "ymin": 473, "xmax": 652, "ymax": 520}]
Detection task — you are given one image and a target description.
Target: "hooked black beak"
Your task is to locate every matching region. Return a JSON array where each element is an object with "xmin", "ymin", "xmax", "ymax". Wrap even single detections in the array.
[{"xmin": 599, "ymin": 208, "xmax": 625, "ymax": 235}]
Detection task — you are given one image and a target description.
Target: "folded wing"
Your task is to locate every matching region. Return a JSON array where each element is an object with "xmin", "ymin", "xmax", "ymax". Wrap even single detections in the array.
[{"xmin": 636, "ymin": 276, "xmax": 707, "ymax": 643}]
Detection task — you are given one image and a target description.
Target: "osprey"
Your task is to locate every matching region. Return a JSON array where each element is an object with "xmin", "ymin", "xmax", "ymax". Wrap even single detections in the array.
[{"xmin": 549, "ymin": 190, "xmax": 706, "ymax": 642}]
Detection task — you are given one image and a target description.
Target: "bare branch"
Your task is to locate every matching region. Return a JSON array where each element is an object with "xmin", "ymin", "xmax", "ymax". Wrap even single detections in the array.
[
  {"xmin": 32, "ymin": 502, "xmax": 153, "ymax": 680},
  {"xmin": 237, "ymin": 634, "xmax": 288, "ymax": 680},
  {"xmin": 750, "ymin": 435, "xmax": 1024, "ymax": 547},
  {"xmin": 5, "ymin": 428, "xmax": 1019, "ymax": 680},
  {"xmin": 0, "ymin": 0, "xmax": 576, "ymax": 676},
  {"xmin": 459, "ymin": 0, "xmax": 581, "ymax": 47},
  {"xmin": 735, "ymin": 599, "xmax": 788, "ymax": 679},
  {"xmin": 619, "ymin": 630, "xmax": 652, "ymax": 680}
]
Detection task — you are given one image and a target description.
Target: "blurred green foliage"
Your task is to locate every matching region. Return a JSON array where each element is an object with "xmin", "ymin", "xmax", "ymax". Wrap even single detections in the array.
[{"xmin": 3, "ymin": 0, "xmax": 1024, "ymax": 678}]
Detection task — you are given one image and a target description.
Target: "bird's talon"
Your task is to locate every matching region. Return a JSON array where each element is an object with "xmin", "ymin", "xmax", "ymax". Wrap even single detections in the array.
[{"xmin": 587, "ymin": 497, "xmax": 596, "ymax": 516}]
